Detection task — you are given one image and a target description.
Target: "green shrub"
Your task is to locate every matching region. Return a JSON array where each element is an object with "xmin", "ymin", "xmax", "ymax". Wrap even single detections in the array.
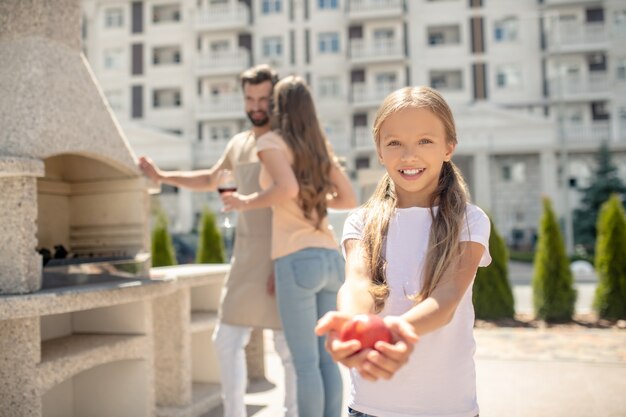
[
  {"xmin": 195, "ymin": 207, "xmax": 226, "ymax": 264},
  {"xmin": 593, "ymin": 195, "xmax": 626, "ymax": 319},
  {"xmin": 473, "ymin": 215, "xmax": 515, "ymax": 320},
  {"xmin": 532, "ymin": 197, "xmax": 576, "ymax": 322},
  {"xmin": 151, "ymin": 210, "xmax": 178, "ymax": 267}
]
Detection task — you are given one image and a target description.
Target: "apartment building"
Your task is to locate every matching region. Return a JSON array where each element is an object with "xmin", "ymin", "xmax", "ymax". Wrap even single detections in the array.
[{"xmin": 82, "ymin": 0, "xmax": 626, "ymax": 250}]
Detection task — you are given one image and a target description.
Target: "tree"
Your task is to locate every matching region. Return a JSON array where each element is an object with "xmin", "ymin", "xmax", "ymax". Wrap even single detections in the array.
[
  {"xmin": 151, "ymin": 210, "xmax": 178, "ymax": 267},
  {"xmin": 593, "ymin": 195, "xmax": 626, "ymax": 320},
  {"xmin": 532, "ymin": 197, "xmax": 576, "ymax": 322},
  {"xmin": 473, "ymin": 215, "xmax": 515, "ymax": 320},
  {"xmin": 573, "ymin": 142, "xmax": 626, "ymax": 255},
  {"xmin": 196, "ymin": 207, "xmax": 226, "ymax": 264}
]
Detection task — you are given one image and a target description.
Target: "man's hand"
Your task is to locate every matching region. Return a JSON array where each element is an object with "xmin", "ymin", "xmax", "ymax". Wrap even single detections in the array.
[
  {"xmin": 266, "ymin": 271, "xmax": 276, "ymax": 296},
  {"xmin": 316, "ymin": 311, "xmax": 419, "ymax": 381},
  {"xmin": 138, "ymin": 156, "xmax": 162, "ymax": 182}
]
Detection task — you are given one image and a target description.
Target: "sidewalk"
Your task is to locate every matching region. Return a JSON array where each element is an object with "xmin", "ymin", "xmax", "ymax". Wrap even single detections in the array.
[{"xmin": 203, "ymin": 326, "xmax": 626, "ymax": 417}]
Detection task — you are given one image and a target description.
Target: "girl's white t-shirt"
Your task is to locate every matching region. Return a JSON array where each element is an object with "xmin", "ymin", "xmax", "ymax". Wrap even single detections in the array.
[{"xmin": 341, "ymin": 204, "xmax": 491, "ymax": 417}]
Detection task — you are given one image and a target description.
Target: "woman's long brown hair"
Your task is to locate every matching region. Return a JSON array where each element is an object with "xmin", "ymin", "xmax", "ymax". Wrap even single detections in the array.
[
  {"xmin": 362, "ymin": 86, "xmax": 469, "ymax": 312},
  {"xmin": 271, "ymin": 76, "xmax": 335, "ymax": 228}
]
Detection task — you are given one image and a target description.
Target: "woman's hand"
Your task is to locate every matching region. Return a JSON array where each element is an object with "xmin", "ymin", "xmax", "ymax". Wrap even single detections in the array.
[{"xmin": 316, "ymin": 312, "xmax": 418, "ymax": 381}]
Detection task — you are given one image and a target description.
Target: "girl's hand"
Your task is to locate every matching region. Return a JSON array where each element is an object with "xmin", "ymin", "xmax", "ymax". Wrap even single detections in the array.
[
  {"xmin": 315, "ymin": 311, "xmax": 370, "ymax": 369},
  {"xmin": 221, "ymin": 193, "xmax": 250, "ymax": 212},
  {"xmin": 356, "ymin": 316, "xmax": 418, "ymax": 381}
]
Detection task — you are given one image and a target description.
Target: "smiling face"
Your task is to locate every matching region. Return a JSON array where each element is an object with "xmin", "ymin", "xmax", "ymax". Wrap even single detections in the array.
[
  {"xmin": 377, "ymin": 106, "xmax": 455, "ymax": 208},
  {"xmin": 243, "ymin": 80, "xmax": 273, "ymax": 127}
]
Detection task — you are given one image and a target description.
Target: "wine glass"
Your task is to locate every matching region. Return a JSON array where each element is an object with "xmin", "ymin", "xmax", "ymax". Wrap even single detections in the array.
[{"xmin": 217, "ymin": 169, "xmax": 237, "ymax": 228}]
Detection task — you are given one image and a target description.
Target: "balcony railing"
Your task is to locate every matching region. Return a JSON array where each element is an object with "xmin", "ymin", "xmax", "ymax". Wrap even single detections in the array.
[
  {"xmin": 195, "ymin": 3, "xmax": 249, "ymax": 31},
  {"xmin": 546, "ymin": 21, "xmax": 607, "ymax": 48},
  {"xmin": 196, "ymin": 49, "xmax": 250, "ymax": 75},
  {"xmin": 561, "ymin": 121, "xmax": 611, "ymax": 143},
  {"xmin": 347, "ymin": 0, "xmax": 403, "ymax": 17},
  {"xmin": 197, "ymin": 93, "xmax": 244, "ymax": 119},
  {"xmin": 353, "ymin": 126, "xmax": 374, "ymax": 149},
  {"xmin": 349, "ymin": 38, "xmax": 404, "ymax": 61},
  {"xmin": 548, "ymin": 73, "xmax": 610, "ymax": 98},
  {"xmin": 352, "ymin": 83, "xmax": 398, "ymax": 107}
]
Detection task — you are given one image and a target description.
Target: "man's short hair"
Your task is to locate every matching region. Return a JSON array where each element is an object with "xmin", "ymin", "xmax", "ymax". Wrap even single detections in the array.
[{"xmin": 240, "ymin": 64, "xmax": 279, "ymax": 89}]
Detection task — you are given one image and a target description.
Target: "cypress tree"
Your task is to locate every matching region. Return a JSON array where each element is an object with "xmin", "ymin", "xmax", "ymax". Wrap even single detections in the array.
[
  {"xmin": 572, "ymin": 142, "xmax": 626, "ymax": 254},
  {"xmin": 196, "ymin": 207, "xmax": 226, "ymax": 264},
  {"xmin": 593, "ymin": 195, "xmax": 626, "ymax": 319},
  {"xmin": 473, "ymin": 215, "xmax": 515, "ymax": 320},
  {"xmin": 151, "ymin": 210, "xmax": 178, "ymax": 267},
  {"xmin": 532, "ymin": 197, "xmax": 577, "ymax": 322}
]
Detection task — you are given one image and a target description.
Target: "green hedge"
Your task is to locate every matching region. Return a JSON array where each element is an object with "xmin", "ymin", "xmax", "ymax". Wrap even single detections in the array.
[
  {"xmin": 593, "ymin": 195, "xmax": 626, "ymax": 319},
  {"xmin": 473, "ymin": 215, "xmax": 515, "ymax": 320},
  {"xmin": 195, "ymin": 207, "xmax": 226, "ymax": 264},
  {"xmin": 532, "ymin": 197, "xmax": 577, "ymax": 322},
  {"xmin": 151, "ymin": 210, "xmax": 177, "ymax": 267}
]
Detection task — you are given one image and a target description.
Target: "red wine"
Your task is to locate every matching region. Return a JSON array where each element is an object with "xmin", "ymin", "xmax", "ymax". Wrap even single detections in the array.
[{"xmin": 218, "ymin": 186, "xmax": 237, "ymax": 194}]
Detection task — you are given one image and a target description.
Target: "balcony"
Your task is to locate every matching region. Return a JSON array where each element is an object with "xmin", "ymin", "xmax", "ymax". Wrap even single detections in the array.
[
  {"xmin": 546, "ymin": 22, "xmax": 608, "ymax": 52},
  {"xmin": 561, "ymin": 121, "xmax": 611, "ymax": 144},
  {"xmin": 349, "ymin": 38, "xmax": 405, "ymax": 64},
  {"xmin": 548, "ymin": 73, "xmax": 611, "ymax": 100},
  {"xmin": 196, "ymin": 93, "xmax": 244, "ymax": 121},
  {"xmin": 196, "ymin": 49, "xmax": 251, "ymax": 76},
  {"xmin": 195, "ymin": 3, "xmax": 250, "ymax": 32},
  {"xmin": 352, "ymin": 82, "xmax": 398, "ymax": 109},
  {"xmin": 194, "ymin": 138, "xmax": 231, "ymax": 165},
  {"xmin": 346, "ymin": 0, "xmax": 404, "ymax": 21}
]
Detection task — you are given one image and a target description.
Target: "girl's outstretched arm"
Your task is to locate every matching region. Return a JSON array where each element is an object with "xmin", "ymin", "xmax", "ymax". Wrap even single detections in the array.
[
  {"xmin": 221, "ymin": 148, "xmax": 298, "ymax": 211},
  {"xmin": 316, "ymin": 239, "xmax": 418, "ymax": 381},
  {"xmin": 401, "ymin": 241, "xmax": 485, "ymax": 335}
]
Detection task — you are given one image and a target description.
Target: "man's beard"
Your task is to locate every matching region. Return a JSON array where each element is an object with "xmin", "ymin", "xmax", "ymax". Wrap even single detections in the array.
[{"xmin": 246, "ymin": 111, "xmax": 269, "ymax": 127}]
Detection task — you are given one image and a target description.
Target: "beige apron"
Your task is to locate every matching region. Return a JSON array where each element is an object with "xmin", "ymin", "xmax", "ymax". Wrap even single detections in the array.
[{"xmin": 218, "ymin": 136, "xmax": 282, "ymax": 329}]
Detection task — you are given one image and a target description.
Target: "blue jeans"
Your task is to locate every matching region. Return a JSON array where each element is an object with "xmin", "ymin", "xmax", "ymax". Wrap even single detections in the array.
[{"xmin": 274, "ymin": 247, "xmax": 345, "ymax": 417}]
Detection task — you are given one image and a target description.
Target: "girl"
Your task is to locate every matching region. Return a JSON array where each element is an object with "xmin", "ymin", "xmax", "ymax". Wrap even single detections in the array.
[
  {"xmin": 316, "ymin": 86, "xmax": 491, "ymax": 417},
  {"xmin": 222, "ymin": 75, "xmax": 357, "ymax": 417}
]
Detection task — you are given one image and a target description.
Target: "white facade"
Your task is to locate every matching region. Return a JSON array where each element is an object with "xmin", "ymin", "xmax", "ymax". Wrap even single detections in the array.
[{"xmin": 82, "ymin": 0, "xmax": 626, "ymax": 249}]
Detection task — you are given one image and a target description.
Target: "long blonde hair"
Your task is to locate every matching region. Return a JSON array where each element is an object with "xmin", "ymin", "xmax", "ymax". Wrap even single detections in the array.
[
  {"xmin": 271, "ymin": 76, "xmax": 335, "ymax": 227},
  {"xmin": 362, "ymin": 86, "xmax": 469, "ymax": 312}
]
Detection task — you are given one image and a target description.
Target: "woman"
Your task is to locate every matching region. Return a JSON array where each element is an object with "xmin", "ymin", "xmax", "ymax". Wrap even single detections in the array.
[{"xmin": 222, "ymin": 75, "xmax": 357, "ymax": 417}]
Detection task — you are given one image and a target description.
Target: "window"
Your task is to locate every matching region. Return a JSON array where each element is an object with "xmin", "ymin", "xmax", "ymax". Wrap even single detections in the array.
[
  {"xmin": 494, "ymin": 16, "xmax": 518, "ymax": 42},
  {"xmin": 262, "ymin": 36, "xmax": 283, "ymax": 58},
  {"xmin": 496, "ymin": 64, "xmax": 522, "ymax": 88},
  {"xmin": 502, "ymin": 162, "xmax": 525, "ymax": 183},
  {"xmin": 210, "ymin": 40, "xmax": 230, "ymax": 54},
  {"xmin": 587, "ymin": 53, "xmax": 607, "ymax": 72},
  {"xmin": 427, "ymin": 25, "xmax": 461, "ymax": 46},
  {"xmin": 104, "ymin": 90, "xmax": 123, "ymax": 111},
  {"xmin": 617, "ymin": 57, "xmax": 626, "ymax": 81},
  {"xmin": 373, "ymin": 28, "xmax": 394, "ymax": 41},
  {"xmin": 211, "ymin": 126, "xmax": 232, "ymax": 141},
  {"xmin": 429, "ymin": 70, "xmax": 463, "ymax": 91},
  {"xmin": 615, "ymin": 10, "xmax": 626, "ymax": 26},
  {"xmin": 318, "ymin": 32, "xmax": 340, "ymax": 53},
  {"xmin": 318, "ymin": 0, "xmax": 338, "ymax": 9},
  {"xmin": 153, "ymin": 88, "xmax": 182, "ymax": 108},
  {"xmin": 153, "ymin": 4, "xmax": 181, "ymax": 23},
  {"xmin": 318, "ymin": 76, "xmax": 341, "ymax": 98},
  {"xmin": 105, "ymin": 8, "xmax": 124, "ymax": 28},
  {"xmin": 262, "ymin": 0, "xmax": 282, "ymax": 14},
  {"xmin": 591, "ymin": 101, "xmax": 609, "ymax": 121},
  {"xmin": 153, "ymin": 46, "xmax": 181, "ymax": 65},
  {"xmin": 103, "ymin": 48, "xmax": 124, "ymax": 70}
]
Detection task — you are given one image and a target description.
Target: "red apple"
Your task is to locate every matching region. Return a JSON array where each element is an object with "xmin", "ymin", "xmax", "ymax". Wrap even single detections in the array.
[{"xmin": 339, "ymin": 314, "xmax": 392, "ymax": 350}]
